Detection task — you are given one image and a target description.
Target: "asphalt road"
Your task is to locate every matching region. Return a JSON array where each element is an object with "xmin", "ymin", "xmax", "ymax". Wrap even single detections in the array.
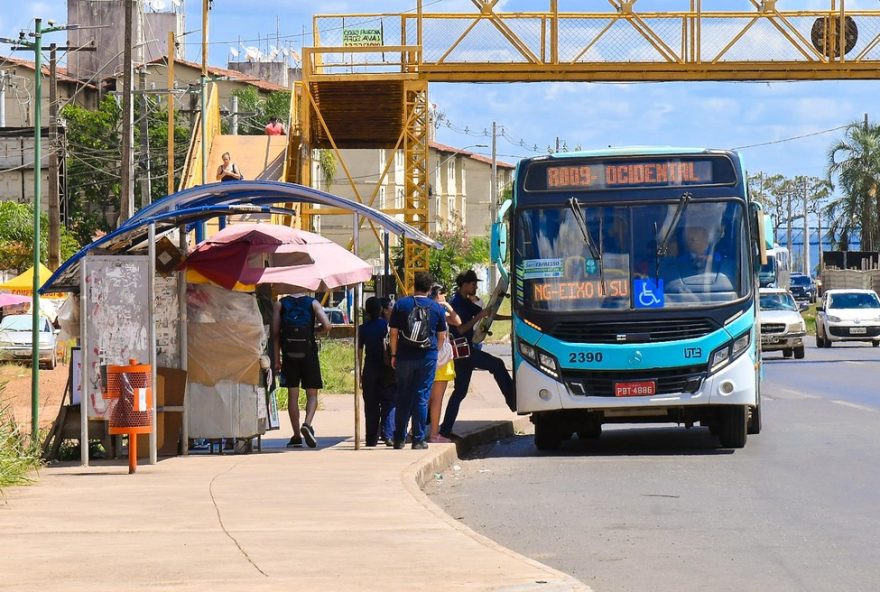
[{"xmin": 426, "ymin": 342, "xmax": 880, "ymax": 592}]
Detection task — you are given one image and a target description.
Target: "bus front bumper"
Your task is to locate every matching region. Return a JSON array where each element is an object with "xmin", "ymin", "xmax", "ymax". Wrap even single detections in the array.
[{"xmin": 515, "ymin": 351, "xmax": 757, "ymax": 414}]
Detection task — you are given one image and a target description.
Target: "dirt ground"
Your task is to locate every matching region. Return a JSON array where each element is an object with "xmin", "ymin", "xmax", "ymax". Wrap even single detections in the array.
[{"xmin": 0, "ymin": 362, "xmax": 68, "ymax": 430}]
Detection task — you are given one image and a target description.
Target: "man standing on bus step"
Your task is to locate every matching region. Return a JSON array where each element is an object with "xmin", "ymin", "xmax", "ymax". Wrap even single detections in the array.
[
  {"xmin": 389, "ymin": 271, "xmax": 448, "ymax": 450},
  {"xmin": 439, "ymin": 270, "xmax": 515, "ymax": 440}
]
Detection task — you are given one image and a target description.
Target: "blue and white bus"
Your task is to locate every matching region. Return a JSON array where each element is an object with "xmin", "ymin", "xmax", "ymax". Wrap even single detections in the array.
[{"xmin": 491, "ymin": 148, "xmax": 767, "ymax": 450}]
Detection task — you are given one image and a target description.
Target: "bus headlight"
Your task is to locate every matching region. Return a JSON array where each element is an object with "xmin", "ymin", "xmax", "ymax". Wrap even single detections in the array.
[
  {"xmin": 518, "ymin": 341, "xmax": 536, "ymax": 361},
  {"xmin": 709, "ymin": 330, "xmax": 751, "ymax": 374},
  {"xmin": 538, "ymin": 352, "xmax": 559, "ymax": 378},
  {"xmin": 518, "ymin": 339, "xmax": 559, "ymax": 379}
]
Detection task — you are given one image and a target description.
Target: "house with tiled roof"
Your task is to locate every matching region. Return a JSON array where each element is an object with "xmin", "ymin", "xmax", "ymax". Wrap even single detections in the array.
[
  {"xmin": 0, "ymin": 55, "xmax": 98, "ymax": 128},
  {"xmin": 129, "ymin": 57, "xmax": 290, "ymax": 128},
  {"xmin": 0, "ymin": 56, "xmax": 99, "ymax": 205}
]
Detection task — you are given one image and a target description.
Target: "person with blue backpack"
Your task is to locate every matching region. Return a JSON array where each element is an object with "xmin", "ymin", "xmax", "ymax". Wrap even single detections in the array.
[
  {"xmin": 388, "ymin": 271, "xmax": 448, "ymax": 450},
  {"xmin": 272, "ymin": 292, "xmax": 332, "ymax": 448}
]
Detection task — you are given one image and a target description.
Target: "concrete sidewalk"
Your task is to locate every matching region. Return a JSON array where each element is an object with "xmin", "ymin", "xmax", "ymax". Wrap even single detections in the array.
[{"xmin": 0, "ymin": 372, "xmax": 590, "ymax": 592}]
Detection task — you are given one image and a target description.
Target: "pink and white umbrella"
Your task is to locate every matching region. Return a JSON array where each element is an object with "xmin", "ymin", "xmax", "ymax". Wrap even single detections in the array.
[
  {"xmin": 185, "ymin": 223, "xmax": 372, "ymax": 293},
  {"xmin": 0, "ymin": 293, "xmax": 30, "ymax": 308}
]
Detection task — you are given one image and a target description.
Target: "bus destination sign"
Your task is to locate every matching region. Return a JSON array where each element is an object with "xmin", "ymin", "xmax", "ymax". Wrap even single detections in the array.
[
  {"xmin": 523, "ymin": 156, "xmax": 736, "ymax": 192},
  {"xmin": 547, "ymin": 160, "xmax": 712, "ymax": 190}
]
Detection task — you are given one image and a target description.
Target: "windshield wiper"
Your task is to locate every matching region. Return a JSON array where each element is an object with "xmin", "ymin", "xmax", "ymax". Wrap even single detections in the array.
[
  {"xmin": 568, "ymin": 197, "xmax": 606, "ymax": 293},
  {"xmin": 654, "ymin": 191, "xmax": 693, "ymax": 280},
  {"xmin": 568, "ymin": 197, "xmax": 600, "ymax": 260}
]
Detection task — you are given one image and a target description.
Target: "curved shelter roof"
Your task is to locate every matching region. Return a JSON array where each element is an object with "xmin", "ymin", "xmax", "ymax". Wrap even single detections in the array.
[{"xmin": 43, "ymin": 181, "xmax": 439, "ymax": 293}]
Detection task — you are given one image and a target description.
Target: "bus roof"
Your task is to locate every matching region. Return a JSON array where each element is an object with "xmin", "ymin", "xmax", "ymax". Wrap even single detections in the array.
[{"xmin": 538, "ymin": 146, "xmax": 732, "ymax": 160}]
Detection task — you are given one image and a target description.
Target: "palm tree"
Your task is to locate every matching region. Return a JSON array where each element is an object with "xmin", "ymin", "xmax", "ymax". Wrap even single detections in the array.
[{"xmin": 826, "ymin": 121, "xmax": 880, "ymax": 251}]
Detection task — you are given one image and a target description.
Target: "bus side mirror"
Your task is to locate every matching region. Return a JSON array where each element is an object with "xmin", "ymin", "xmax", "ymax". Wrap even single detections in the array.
[
  {"xmin": 491, "ymin": 222, "xmax": 508, "ymax": 264},
  {"xmin": 750, "ymin": 203, "xmax": 768, "ymax": 273},
  {"xmin": 491, "ymin": 199, "xmax": 512, "ymax": 265}
]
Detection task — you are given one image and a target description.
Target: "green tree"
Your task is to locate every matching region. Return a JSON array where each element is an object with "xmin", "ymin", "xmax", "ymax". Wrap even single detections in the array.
[
  {"xmin": 62, "ymin": 95, "xmax": 190, "ymax": 244},
  {"xmin": 393, "ymin": 219, "xmax": 490, "ymax": 291},
  {"xmin": 0, "ymin": 201, "xmax": 79, "ymax": 272},
  {"xmin": 229, "ymin": 88, "xmax": 291, "ymax": 134},
  {"xmin": 826, "ymin": 121, "xmax": 880, "ymax": 251}
]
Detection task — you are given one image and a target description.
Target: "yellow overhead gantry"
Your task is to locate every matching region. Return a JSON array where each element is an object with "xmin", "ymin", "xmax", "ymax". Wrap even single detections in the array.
[{"xmin": 284, "ymin": 0, "xmax": 880, "ymax": 292}]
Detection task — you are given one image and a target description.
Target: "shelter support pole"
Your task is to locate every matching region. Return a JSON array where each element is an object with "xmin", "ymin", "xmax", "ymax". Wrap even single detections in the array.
[
  {"xmin": 179, "ymin": 225, "xmax": 189, "ymax": 454},
  {"xmin": 148, "ymin": 223, "xmax": 158, "ymax": 464},
  {"xmin": 353, "ymin": 213, "xmax": 361, "ymax": 450},
  {"xmin": 402, "ymin": 79, "xmax": 430, "ymax": 294},
  {"xmin": 80, "ymin": 261, "xmax": 89, "ymax": 467}
]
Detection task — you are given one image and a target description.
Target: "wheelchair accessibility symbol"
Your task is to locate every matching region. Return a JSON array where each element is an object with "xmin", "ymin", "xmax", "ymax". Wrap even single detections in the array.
[{"xmin": 634, "ymin": 279, "xmax": 664, "ymax": 309}]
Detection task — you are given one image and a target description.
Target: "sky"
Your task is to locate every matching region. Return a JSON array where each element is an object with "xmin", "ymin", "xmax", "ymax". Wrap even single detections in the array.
[{"xmin": 2, "ymin": 0, "xmax": 879, "ymax": 186}]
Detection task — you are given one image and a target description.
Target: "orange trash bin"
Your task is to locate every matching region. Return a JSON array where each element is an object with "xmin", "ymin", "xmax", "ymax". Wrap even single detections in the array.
[{"xmin": 103, "ymin": 359, "xmax": 153, "ymax": 474}]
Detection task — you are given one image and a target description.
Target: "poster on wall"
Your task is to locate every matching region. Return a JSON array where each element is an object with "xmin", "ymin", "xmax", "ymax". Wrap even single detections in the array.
[
  {"xmin": 71, "ymin": 347, "xmax": 82, "ymax": 405},
  {"xmin": 81, "ymin": 255, "xmax": 151, "ymax": 419}
]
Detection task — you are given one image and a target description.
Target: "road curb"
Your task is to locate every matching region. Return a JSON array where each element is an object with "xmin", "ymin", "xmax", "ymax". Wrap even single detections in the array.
[{"xmin": 402, "ymin": 416, "xmax": 593, "ymax": 592}]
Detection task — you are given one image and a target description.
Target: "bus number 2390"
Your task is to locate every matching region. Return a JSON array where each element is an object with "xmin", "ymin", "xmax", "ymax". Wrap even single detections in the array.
[{"xmin": 569, "ymin": 352, "xmax": 603, "ymax": 363}]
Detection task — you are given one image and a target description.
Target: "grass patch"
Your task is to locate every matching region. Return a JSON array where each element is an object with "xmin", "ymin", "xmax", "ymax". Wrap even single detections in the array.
[
  {"xmin": 275, "ymin": 339, "xmax": 356, "ymax": 409},
  {"xmin": 0, "ymin": 384, "xmax": 42, "ymax": 489}
]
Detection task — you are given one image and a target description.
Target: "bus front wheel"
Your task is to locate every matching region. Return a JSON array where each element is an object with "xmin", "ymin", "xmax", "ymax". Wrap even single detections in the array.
[
  {"xmin": 534, "ymin": 418, "xmax": 563, "ymax": 451},
  {"xmin": 719, "ymin": 406, "xmax": 748, "ymax": 448}
]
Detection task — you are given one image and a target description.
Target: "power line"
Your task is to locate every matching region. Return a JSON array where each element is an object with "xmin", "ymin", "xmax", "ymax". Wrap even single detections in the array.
[{"xmin": 731, "ymin": 124, "xmax": 850, "ymax": 150}]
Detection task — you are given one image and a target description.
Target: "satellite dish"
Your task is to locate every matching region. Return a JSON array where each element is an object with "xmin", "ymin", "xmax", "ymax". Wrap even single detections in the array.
[
  {"xmin": 811, "ymin": 16, "xmax": 858, "ymax": 58},
  {"xmin": 229, "ymin": 47, "xmax": 239, "ymax": 58}
]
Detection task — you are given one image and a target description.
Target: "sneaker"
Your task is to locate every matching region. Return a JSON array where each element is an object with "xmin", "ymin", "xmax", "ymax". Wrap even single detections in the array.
[
  {"xmin": 286, "ymin": 436, "xmax": 303, "ymax": 448},
  {"xmin": 393, "ymin": 440, "xmax": 405, "ymax": 450},
  {"xmin": 411, "ymin": 441, "xmax": 429, "ymax": 450},
  {"xmin": 383, "ymin": 438, "xmax": 394, "ymax": 447},
  {"xmin": 301, "ymin": 423, "xmax": 317, "ymax": 448}
]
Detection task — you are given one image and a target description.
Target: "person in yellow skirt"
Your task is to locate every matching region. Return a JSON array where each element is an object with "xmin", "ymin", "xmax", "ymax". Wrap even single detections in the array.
[{"xmin": 428, "ymin": 284, "xmax": 461, "ymax": 443}]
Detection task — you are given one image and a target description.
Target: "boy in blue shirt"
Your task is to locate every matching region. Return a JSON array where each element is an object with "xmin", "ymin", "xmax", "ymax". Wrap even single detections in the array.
[{"xmin": 389, "ymin": 272, "xmax": 447, "ymax": 450}]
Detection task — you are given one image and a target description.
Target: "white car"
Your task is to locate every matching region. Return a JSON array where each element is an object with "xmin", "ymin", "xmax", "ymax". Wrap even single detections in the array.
[
  {"xmin": 758, "ymin": 288, "xmax": 806, "ymax": 359},
  {"xmin": 815, "ymin": 289, "xmax": 880, "ymax": 348},
  {"xmin": 0, "ymin": 314, "xmax": 60, "ymax": 369}
]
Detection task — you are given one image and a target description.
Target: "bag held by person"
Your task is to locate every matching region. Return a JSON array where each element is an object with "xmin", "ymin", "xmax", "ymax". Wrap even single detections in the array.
[
  {"xmin": 451, "ymin": 337, "xmax": 471, "ymax": 359},
  {"xmin": 280, "ymin": 296, "xmax": 314, "ymax": 359},
  {"xmin": 398, "ymin": 297, "xmax": 432, "ymax": 349}
]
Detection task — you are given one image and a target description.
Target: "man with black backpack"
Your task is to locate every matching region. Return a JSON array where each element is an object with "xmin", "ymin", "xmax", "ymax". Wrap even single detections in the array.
[
  {"xmin": 272, "ymin": 292, "xmax": 332, "ymax": 448},
  {"xmin": 388, "ymin": 271, "xmax": 448, "ymax": 450}
]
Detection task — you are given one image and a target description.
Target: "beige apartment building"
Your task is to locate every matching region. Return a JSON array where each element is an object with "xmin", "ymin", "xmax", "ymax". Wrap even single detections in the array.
[{"xmin": 311, "ymin": 141, "xmax": 514, "ymax": 258}]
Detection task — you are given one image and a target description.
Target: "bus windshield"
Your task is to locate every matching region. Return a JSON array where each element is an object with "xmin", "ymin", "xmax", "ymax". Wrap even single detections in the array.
[{"xmin": 514, "ymin": 200, "xmax": 747, "ymax": 311}]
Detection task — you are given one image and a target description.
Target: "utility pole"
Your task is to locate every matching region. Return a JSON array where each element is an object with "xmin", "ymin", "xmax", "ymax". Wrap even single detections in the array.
[
  {"xmin": 139, "ymin": 67, "xmax": 152, "ymax": 206},
  {"xmin": 231, "ymin": 95, "xmax": 239, "ymax": 135},
  {"xmin": 802, "ymin": 177, "xmax": 809, "ymax": 275},
  {"xmin": 2, "ymin": 19, "xmax": 78, "ymax": 440},
  {"xmin": 119, "ymin": 0, "xmax": 135, "ymax": 224},
  {"xmin": 786, "ymin": 183, "xmax": 793, "ymax": 256},
  {"xmin": 0, "ymin": 70, "xmax": 7, "ymax": 126},
  {"xmin": 48, "ymin": 44, "xmax": 60, "ymax": 270}
]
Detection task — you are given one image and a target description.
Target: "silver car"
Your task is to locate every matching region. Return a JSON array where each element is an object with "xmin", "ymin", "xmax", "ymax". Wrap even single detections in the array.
[
  {"xmin": 815, "ymin": 289, "xmax": 880, "ymax": 348},
  {"xmin": 759, "ymin": 288, "xmax": 806, "ymax": 359},
  {"xmin": 0, "ymin": 314, "xmax": 59, "ymax": 369}
]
